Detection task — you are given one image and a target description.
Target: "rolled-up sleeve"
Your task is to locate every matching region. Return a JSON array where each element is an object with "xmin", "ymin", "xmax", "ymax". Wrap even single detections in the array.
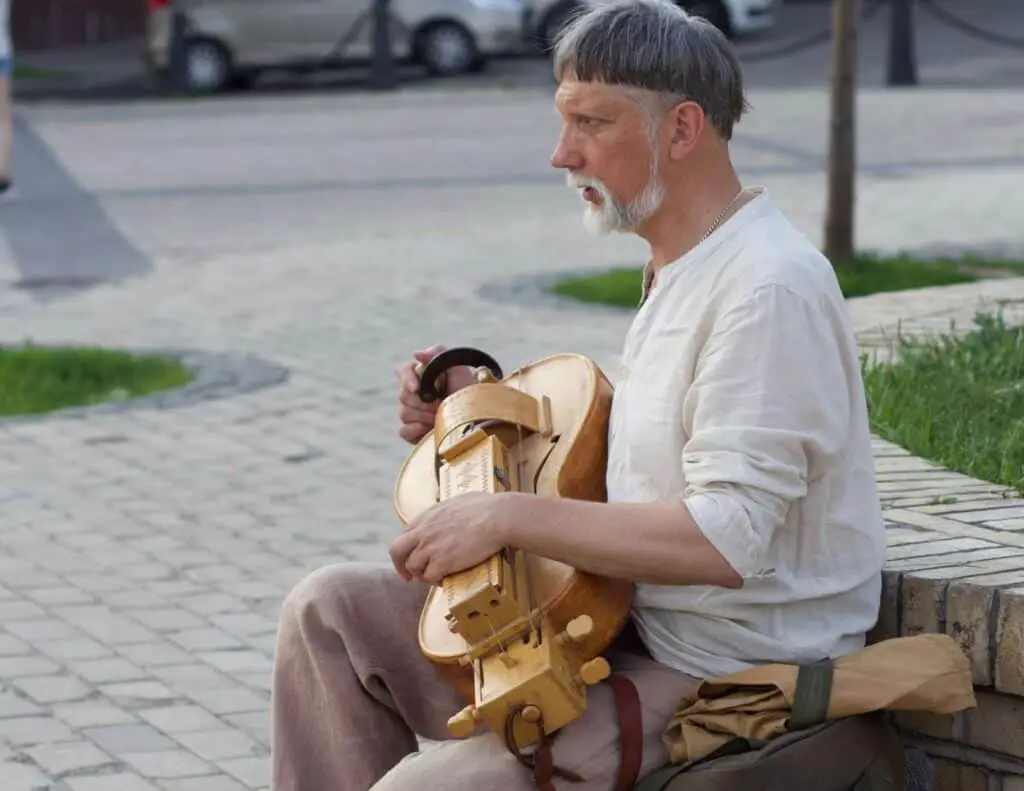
[{"xmin": 681, "ymin": 283, "xmax": 853, "ymax": 579}]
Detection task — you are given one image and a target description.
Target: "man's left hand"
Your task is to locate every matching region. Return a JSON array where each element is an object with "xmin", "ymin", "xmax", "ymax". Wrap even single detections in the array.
[{"xmin": 389, "ymin": 492, "xmax": 513, "ymax": 584}]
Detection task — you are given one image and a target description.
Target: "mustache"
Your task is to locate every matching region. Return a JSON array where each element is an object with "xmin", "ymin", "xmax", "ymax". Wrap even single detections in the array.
[{"xmin": 566, "ymin": 172, "xmax": 611, "ymax": 200}]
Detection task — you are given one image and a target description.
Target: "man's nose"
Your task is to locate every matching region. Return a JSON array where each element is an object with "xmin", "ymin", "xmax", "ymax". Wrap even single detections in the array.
[{"xmin": 550, "ymin": 132, "xmax": 582, "ymax": 171}]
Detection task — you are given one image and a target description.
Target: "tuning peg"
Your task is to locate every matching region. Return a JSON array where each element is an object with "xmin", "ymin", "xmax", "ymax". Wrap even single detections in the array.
[
  {"xmin": 578, "ymin": 657, "xmax": 611, "ymax": 686},
  {"xmin": 447, "ymin": 705, "xmax": 480, "ymax": 738},
  {"xmin": 556, "ymin": 615, "xmax": 594, "ymax": 645}
]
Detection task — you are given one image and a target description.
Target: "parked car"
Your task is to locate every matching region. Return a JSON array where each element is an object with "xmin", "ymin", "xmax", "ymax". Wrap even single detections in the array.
[
  {"xmin": 525, "ymin": 0, "xmax": 778, "ymax": 50},
  {"xmin": 143, "ymin": 0, "xmax": 529, "ymax": 93}
]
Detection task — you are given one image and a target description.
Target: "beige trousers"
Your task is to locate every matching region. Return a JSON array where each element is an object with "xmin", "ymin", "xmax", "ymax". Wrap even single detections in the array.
[{"xmin": 269, "ymin": 561, "xmax": 700, "ymax": 791}]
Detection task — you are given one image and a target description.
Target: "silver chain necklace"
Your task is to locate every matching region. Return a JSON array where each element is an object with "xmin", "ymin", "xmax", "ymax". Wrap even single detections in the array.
[
  {"xmin": 639, "ymin": 188, "xmax": 748, "ymax": 307},
  {"xmin": 700, "ymin": 188, "xmax": 747, "ymax": 242}
]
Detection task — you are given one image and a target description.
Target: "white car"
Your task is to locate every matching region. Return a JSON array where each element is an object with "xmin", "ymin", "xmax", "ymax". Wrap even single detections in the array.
[
  {"xmin": 526, "ymin": 0, "xmax": 777, "ymax": 50},
  {"xmin": 144, "ymin": 0, "xmax": 529, "ymax": 93}
]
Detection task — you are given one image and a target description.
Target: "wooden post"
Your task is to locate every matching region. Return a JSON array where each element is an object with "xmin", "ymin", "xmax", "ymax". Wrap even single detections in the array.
[{"xmin": 824, "ymin": 0, "xmax": 860, "ymax": 264}]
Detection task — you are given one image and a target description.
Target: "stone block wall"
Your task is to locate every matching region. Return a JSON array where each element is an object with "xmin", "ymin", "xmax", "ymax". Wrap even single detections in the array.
[{"xmin": 867, "ymin": 440, "xmax": 1024, "ymax": 790}]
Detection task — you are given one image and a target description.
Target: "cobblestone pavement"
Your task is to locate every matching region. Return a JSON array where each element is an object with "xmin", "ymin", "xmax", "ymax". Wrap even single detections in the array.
[{"xmin": 0, "ymin": 78, "xmax": 1023, "ymax": 789}]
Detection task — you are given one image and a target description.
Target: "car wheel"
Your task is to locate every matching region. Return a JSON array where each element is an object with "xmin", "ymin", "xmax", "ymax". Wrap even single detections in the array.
[
  {"xmin": 417, "ymin": 22, "xmax": 479, "ymax": 76},
  {"xmin": 184, "ymin": 38, "xmax": 233, "ymax": 93},
  {"xmin": 684, "ymin": 0, "xmax": 733, "ymax": 38}
]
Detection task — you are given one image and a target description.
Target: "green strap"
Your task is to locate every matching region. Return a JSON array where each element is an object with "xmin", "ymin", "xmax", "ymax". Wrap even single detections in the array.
[{"xmin": 790, "ymin": 658, "xmax": 835, "ymax": 730}]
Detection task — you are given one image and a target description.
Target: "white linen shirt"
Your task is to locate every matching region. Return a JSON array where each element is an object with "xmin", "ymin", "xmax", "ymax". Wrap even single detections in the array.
[{"xmin": 609, "ymin": 188, "xmax": 887, "ymax": 680}]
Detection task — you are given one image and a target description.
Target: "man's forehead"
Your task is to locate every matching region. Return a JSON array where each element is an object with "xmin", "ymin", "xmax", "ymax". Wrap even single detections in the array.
[{"xmin": 554, "ymin": 77, "xmax": 630, "ymax": 113}]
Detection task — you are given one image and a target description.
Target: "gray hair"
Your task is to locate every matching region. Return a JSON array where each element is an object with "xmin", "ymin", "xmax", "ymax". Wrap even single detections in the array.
[{"xmin": 552, "ymin": 0, "xmax": 749, "ymax": 141}]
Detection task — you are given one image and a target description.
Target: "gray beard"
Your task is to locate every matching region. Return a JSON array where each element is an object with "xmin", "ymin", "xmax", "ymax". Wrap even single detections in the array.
[{"xmin": 566, "ymin": 170, "xmax": 665, "ymax": 236}]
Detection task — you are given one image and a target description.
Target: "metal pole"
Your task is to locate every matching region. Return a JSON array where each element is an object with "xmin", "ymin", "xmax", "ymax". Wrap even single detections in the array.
[
  {"xmin": 886, "ymin": 0, "xmax": 918, "ymax": 86},
  {"xmin": 370, "ymin": 0, "xmax": 398, "ymax": 90},
  {"xmin": 167, "ymin": 1, "xmax": 190, "ymax": 93}
]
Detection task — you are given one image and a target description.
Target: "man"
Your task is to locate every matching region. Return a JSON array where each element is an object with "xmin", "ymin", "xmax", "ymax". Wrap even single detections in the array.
[
  {"xmin": 269, "ymin": 1, "xmax": 886, "ymax": 789},
  {"xmin": 0, "ymin": 0, "xmax": 12, "ymax": 201}
]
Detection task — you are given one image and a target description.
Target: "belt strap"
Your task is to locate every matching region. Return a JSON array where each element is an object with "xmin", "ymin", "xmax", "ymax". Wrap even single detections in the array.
[
  {"xmin": 504, "ymin": 673, "xmax": 645, "ymax": 791},
  {"xmin": 504, "ymin": 704, "xmax": 585, "ymax": 791},
  {"xmin": 609, "ymin": 674, "xmax": 644, "ymax": 791}
]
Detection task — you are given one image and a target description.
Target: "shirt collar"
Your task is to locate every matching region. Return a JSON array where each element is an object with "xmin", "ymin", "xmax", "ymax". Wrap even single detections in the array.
[{"xmin": 639, "ymin": 260, "xmax": 654, "ymax": 308}]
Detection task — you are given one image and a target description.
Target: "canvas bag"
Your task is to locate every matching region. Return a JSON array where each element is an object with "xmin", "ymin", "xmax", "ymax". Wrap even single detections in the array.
[
  {"xmin": 632, "ymin": 688, "xmax": 906, "ymax": 791},
  {"xmin": 623, "ymin": 633, "xmax": 977, "ymax": 791}
]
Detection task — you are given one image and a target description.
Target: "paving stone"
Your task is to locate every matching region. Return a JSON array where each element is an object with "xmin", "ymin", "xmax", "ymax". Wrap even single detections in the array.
[
  {"xmin": 222, "ymin": 712, "xmax": 270, "ymax": 746},
  {"xmin": 176, "ymin": 595, "xmax": 249, "ymax": 618},
  {"xmin": 69, "ymin": 657, "xmax": 149, "ymax": 685},
  {"xmin": 189, "ymin": 688, "xmax": 267, "ymax": 717},
  {"xmin": 208, "ymin": 614, "xmax": 277, "ymax": 637},
  {"xmin": 234, "ymin": 673, "xmax": 271, "ymax": 693},
  {"xmin": 114, "ymin": 643, "xmax": 196, "ymax": 668},
  {"xmin": 0, "ymin": 600, "xmax": 48, "ymax": 621},
  {"xmin": 138, "ymin": 705, "xmax": 225, "ymax": 735},
  {"xmin": 53, "ymin": 701, "xmax": 140, "ymax": 728},
  {"xmin": 0, "ymin": 761, "xmax": 54, "ymax": 790},
  {"xmin": 885, "ymin": 547, "xmax": 1021, "ymax": 571},
  {"xmin": 36, "ymin": 637, "xmax": 115, "ymax": 662},
  {"xmin": 217, "ymin": 756, "xmax": 270, "ymax": 788},
  {"xmin": 3, "ymin": 619, "xmax": 79, "ymax": 643},
  {"xmin": 0, "ymin": 634, "xmax": 31, "ymax": 656},
  {"xmin": 885, "ymin": 537, "xmax": 1005, "ymax": 560},
  {"xmin": 52, "ymin": 606, "xmax": 160, "ymax": 646},
  {"xmin": 84, "ymin": 723, "xmax": 177, "ymax": 755},
  {"xmin": 134, "ymin": 610, "xmax": 209, "ymax": 633},
  {"xmin": 149, "ymin": 664, "xmax": 232, "ymax": 692},
  {"xmin": 11, "ymin": 675, "xmax": 94, "ymax": 705},
  {"xmin": 0, "ymin": 716, "xmax": 77, "ymax": 746},
  {"xmin": 954, "ymin": 507, "xmax": 1024, "ymax": 524},
  {"xmin": 66, "ymin": 773, "xmax": 162, "ymax": 791},
  {"xmin": 196, "ymin": 651, "xmax": 272, "ymax": 675},
  {"xmin": 98, "ymin": 681, "xmax": 180, "ymax": 707},
  {"xmin": 121, "ymin": 749, "xmax": 216, "ymax": 779},
  {"xmin": 160, "ymin": 776, "xmax": 249, "ymax": 791},
  {"xmin": 0, "ymin": 656, "xmax": 63, "ymax": 678},
  {"xmin": 170, "ymin": 630, "xmax": 245, "ymax": 652},
  {"xmin": 986, "ymin": 518, "xmax": 1024, "ymax": 531},
  {"xmin": 26, "ymin": 739, "xmax": 116, "ymax": 775},
  {"xmin": 172, "ymin": 728, "xmax": 261, "ymax": 762},
  {"xmin": 102, "ymin": 591, "xmax": 171, "ymax": 610},
  {"xmin": 0, "ymin": 690, "xmax": 43, "ymax": 718},
  {"xmin": 917, "ymin": 498, "xmax": 1024, "ymax": 516}
]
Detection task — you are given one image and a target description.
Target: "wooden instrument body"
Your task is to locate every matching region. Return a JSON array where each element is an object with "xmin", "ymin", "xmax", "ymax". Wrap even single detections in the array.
[{"xmin": 393, "ymin": 352, "xmax": 634, "ymax": 747}]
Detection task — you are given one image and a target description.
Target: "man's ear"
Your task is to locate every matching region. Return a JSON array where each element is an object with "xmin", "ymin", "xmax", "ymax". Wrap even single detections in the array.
[{"xmin": 667, "ymin": 101, "xmax": 705, "ymax": 160}]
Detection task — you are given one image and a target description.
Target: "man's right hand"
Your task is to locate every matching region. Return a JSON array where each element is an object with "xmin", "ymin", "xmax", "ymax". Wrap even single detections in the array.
[{"xmin": 396, "ymin": 345, "xmax": 476, "ymax": 445}]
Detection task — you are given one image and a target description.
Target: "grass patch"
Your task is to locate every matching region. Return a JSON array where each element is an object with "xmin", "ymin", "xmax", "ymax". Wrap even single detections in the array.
[
  {"xmin": 0, "ymin": 344, "xmax": 193, "ymax": 418},
  {"xmin": 548, "ymin": 253, "xmax": 1024, "ymax": 308},
  {"xmin": 862, "ymin": 312, "xmax": 1024, "ymax": 495},
  {"xmin": 12, "ymin": 64, "xmax": 71, "ymax": 81}
]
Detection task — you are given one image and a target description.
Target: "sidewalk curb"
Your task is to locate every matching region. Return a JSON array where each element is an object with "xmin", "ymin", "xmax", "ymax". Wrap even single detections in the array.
[{"xmin": 12, "ymin": 75, "xmax": 158, "ymax": 103}]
